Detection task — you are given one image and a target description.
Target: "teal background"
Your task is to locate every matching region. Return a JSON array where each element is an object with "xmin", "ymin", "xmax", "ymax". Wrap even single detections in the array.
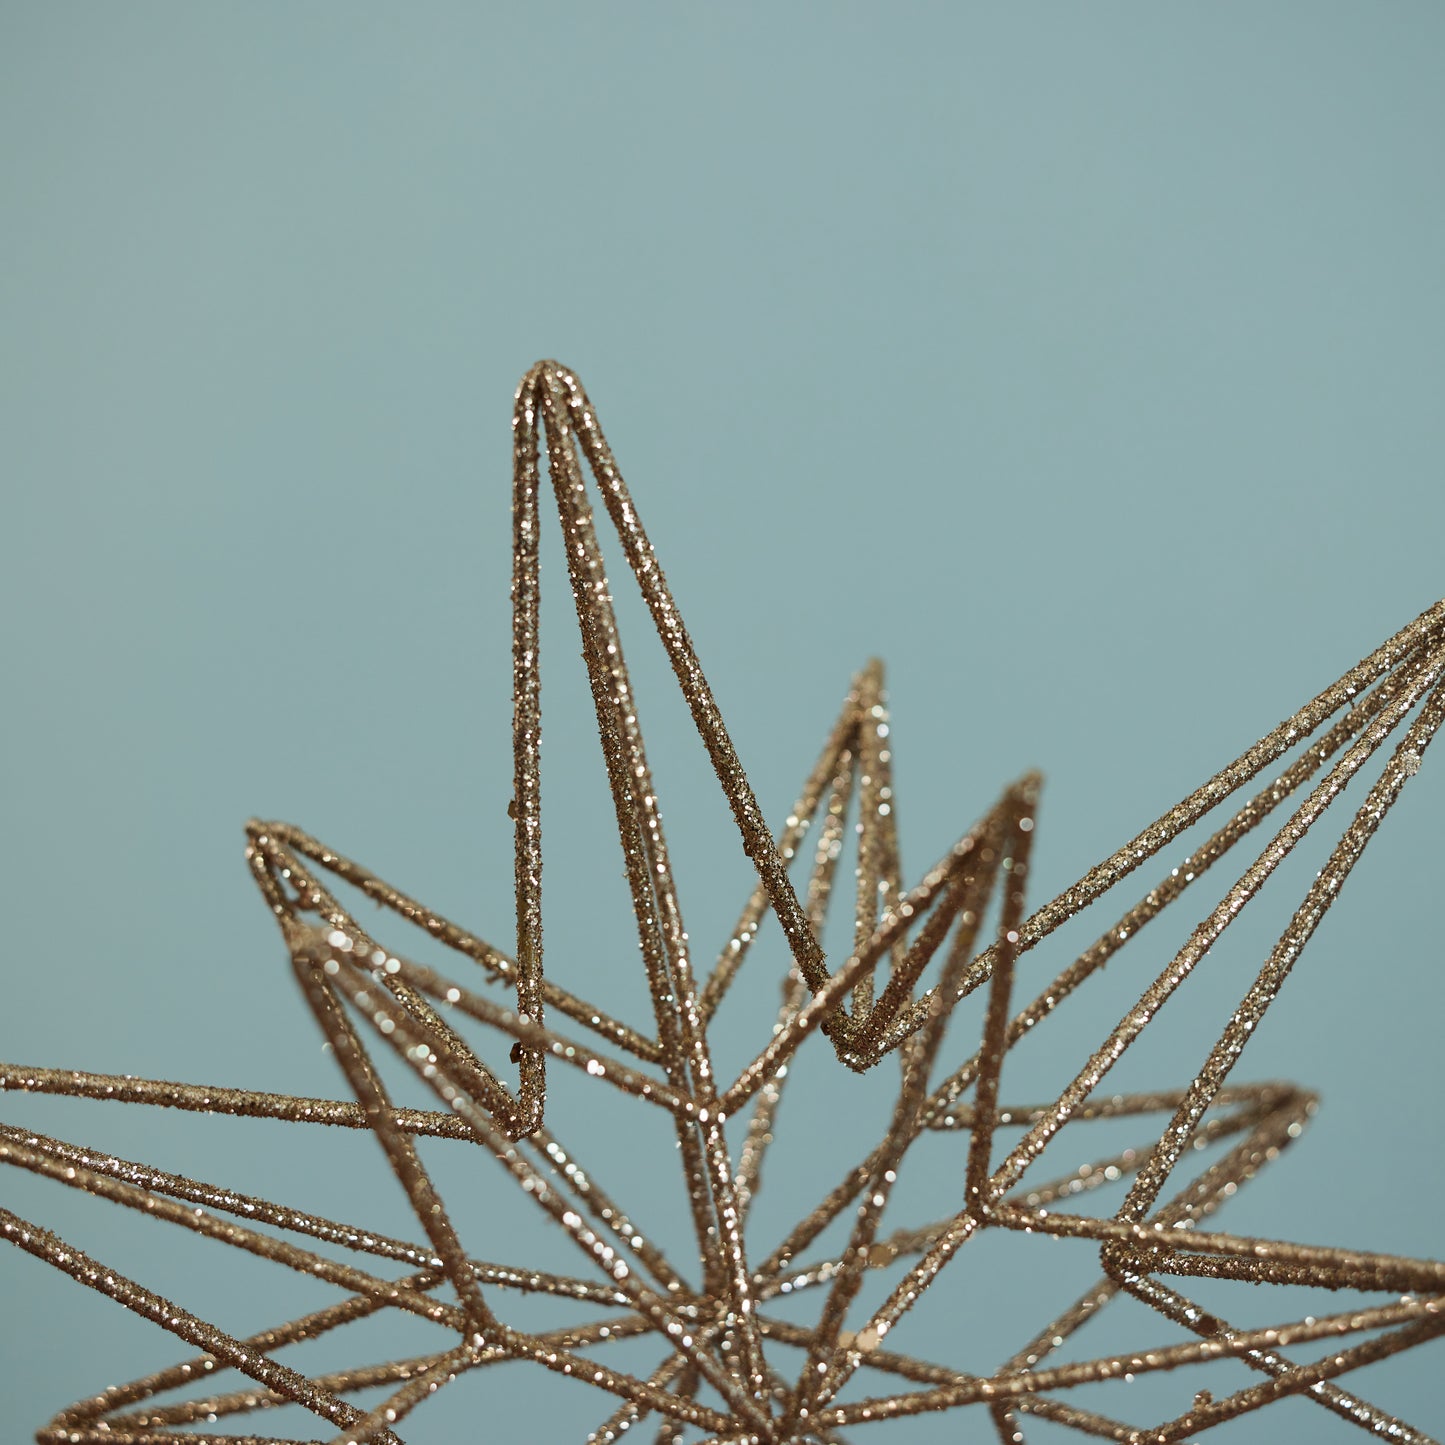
[{"xmin": 2, "ymin": 5, "xmax": 1442, "ymax": 1441}]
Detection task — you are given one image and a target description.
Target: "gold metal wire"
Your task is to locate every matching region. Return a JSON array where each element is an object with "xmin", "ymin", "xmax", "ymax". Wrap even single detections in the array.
[{"xmin": 3, "ymin": 362, "xmax": 1441, "ymax": 1444}]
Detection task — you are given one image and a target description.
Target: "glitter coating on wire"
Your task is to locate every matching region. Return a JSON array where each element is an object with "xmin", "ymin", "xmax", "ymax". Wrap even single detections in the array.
[{"xmin": 2, "ymin": 361, "xmax": 1442, "ymax": 1444}]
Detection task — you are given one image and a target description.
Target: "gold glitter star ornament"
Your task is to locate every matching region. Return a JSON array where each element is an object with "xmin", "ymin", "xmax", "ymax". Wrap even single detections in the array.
[{"xmin": 2, "ymin": 361, "xmax": 1442, "ymax": 1443}]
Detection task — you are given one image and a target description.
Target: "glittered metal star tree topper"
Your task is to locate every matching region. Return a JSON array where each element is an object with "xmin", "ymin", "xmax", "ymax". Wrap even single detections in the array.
[{"xmin": 2, "ymin": 361, "xmax": 1442, "ymax": 1443}]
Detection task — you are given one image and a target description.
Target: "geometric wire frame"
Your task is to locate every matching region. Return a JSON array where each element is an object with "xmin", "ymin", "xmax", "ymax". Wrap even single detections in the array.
[{"xmin": 2, "ymin": 361, "xmax": 1441, "ymax": 1443}]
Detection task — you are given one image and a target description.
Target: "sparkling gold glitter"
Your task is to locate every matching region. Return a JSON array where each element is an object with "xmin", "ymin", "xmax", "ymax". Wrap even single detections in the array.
[{"xmin": 2, "ymin": 361, "xmax": 1441, "ymax": 1443}]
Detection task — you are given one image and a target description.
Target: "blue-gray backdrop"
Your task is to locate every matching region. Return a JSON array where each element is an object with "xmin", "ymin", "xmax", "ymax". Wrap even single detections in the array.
[{"xmin": 2, "ymin": 6, "xmax": 1442, "ymax": 1442}]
